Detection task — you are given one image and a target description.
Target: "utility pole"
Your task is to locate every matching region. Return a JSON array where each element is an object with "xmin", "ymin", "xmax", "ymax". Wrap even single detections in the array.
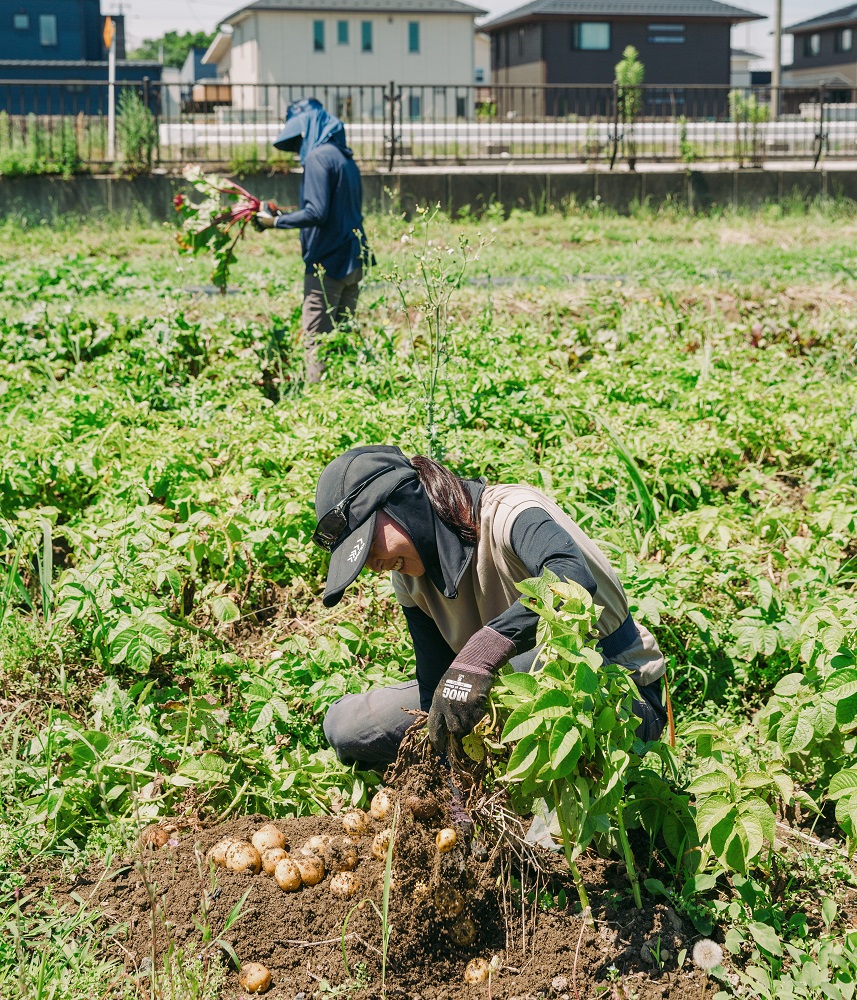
[
  {"xmin": 771, "ymin": 0, "xmax": 782, "ymax": 121},
  {"xmin": 105, "ymin": 15, "xmax": 117, "ymax": 160}
]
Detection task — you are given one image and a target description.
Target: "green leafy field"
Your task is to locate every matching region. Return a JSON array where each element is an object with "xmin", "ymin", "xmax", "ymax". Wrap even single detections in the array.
[{"xmin": 2, "ymin": 201, "xmax": 857, "ymax": 998}]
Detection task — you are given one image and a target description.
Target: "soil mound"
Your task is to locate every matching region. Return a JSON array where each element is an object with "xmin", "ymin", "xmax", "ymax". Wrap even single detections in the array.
[{"xmin": 57, "ymin": 760, "xmax": 708, "ymax": 998}]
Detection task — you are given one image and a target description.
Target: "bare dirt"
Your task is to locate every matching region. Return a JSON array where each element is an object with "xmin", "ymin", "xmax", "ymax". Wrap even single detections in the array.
[{"xmin": 41, "ymin": 758, "xmax": 715, "ymax": 1000}]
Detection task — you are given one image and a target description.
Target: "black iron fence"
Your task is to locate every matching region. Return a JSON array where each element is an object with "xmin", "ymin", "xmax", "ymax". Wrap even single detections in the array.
[{"xmin": 1, "ymin": 79, "xmax": 855, "ymax": 171}]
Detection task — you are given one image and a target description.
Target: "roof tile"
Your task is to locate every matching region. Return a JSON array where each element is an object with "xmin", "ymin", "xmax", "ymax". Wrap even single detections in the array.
[{"xmin": 481, "ymin": 0, "xmax": 763, "ymax": 30}]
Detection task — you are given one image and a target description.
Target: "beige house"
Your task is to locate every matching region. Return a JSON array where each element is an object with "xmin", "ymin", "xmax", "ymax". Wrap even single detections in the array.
[{"xmin": 203, "ymin": 0, "xmax": 486, "ymax": 118}]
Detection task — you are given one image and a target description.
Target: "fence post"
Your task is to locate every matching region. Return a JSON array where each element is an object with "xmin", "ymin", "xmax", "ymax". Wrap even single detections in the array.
[
  {"xmin": 388, "ymin": 79, "xmax": 396, "ymax": 171},
  {"xmin": 609, "ymin": 78, "xmax": 619, "ymax": 170},
  {"xmin": 813, "ymin": 83, "xmax": 826, "ymax": 169}
]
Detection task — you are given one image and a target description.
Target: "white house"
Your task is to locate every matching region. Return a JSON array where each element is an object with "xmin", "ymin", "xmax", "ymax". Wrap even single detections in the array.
[
  {"xmin": 203, "ymin": 0, "xmax": 486, "ymax": 118},
  {"xmin": 730, "ymin": 48, "xmax": 761, "ymax": 88}
]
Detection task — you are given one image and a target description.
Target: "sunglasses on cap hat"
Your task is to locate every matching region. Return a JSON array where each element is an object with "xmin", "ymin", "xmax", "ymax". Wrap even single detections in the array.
[{"xmin": 312, "ymin": 467, "xmax": 413, "ymax": 552}]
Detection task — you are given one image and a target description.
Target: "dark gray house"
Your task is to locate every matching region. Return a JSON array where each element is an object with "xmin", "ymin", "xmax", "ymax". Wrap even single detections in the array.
[
  {"xmin": 1, "ymin": 0, "xmax": 161, "ymax": 114},
  {"xmin": 784, "ymin": 4, "xmax": 857, "ymax": 107},
  {"xmin": 481, "ymin": 0, "xmax": 763, "ymax": 116}
]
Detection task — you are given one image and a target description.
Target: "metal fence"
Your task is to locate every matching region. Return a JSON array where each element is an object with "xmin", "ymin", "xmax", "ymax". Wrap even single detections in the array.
[{"xmin": 2, "ymin": 79, "xmax": 856, "ymax": 171}]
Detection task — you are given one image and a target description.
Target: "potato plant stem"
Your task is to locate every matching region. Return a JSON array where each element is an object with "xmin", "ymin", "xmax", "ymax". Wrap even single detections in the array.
[
  {"xmin": 616, "ymin": 802, "xmax": 642, "ymax": 909},
  {"xmin": 552, "ymin": 781, "xmax": 593, "ymax": 925}
]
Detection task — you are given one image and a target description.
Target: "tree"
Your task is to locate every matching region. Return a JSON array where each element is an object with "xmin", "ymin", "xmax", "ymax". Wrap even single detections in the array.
[
  {"xmin": 614, "ymin": 45, "xmax": 645, "ymax": 170},
  {"xmin": 129, "ymin": 30, "xmax": 216, "ymax": 69}
]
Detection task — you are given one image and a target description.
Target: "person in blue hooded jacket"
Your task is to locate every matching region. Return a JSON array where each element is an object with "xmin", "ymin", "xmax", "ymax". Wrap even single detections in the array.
[{"xmin": 254, "ymin": 98, "xmax": 370, "ymax": 382}]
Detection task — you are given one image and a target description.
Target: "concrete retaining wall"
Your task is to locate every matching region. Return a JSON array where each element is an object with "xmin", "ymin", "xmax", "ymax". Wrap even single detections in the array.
[{"xmin": 1, "ymin": 168, "xmax": 855, "ymax": 222}]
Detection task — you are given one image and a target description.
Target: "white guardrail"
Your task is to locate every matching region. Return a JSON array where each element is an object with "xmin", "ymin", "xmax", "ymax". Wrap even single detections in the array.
[{"xmin": 158, "ymin": 119, "xmax": 850, "ymax": 154}]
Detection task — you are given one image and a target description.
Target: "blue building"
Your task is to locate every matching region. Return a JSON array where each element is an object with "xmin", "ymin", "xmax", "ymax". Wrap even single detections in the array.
[{"xmin": 1, "ymin": 1, "xmax": 161, "ymax": 115}]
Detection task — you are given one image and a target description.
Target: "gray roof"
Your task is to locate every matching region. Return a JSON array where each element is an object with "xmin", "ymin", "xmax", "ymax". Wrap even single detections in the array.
[
  {"xmin": 481, "ymin": 0, "xmax": 763, "ymax": 29},
  {"xmin": 730, "ymin": 47, "xmax": 761, "ymax": 58},
  {"xmin": 784, "ymin": 4, "xmax": 857, "ymax": 34},
  {"xmin": 224, "ymin": 0, "xmax": 486, "ymax": 22}
]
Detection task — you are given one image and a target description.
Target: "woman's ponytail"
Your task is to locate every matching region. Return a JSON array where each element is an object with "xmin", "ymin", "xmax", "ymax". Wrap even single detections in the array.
[{"xmin": 410, "ymin": 455, "xmax": 479, "ymax": 545}]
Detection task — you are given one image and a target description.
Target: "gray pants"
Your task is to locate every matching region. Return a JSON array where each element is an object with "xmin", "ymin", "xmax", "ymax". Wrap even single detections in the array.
[
  {"xmin": 323, "ymin": 647, "xmax": 667, "ymax": 769},
  {"xmin": 302, "ymin": 266, "xmax": 361, "ymax": 382}
]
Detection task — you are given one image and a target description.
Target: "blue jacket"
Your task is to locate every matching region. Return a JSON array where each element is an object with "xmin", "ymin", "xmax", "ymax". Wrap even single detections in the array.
[{"xmin": 274, "ymin": 132, "xmax": 368, "ymax": 281}]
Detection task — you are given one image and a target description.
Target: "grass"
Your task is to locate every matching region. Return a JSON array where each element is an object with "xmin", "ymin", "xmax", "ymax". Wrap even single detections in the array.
[{"xmin": 0, "ymin": 198, "xmax": 856, "ymax": 996}]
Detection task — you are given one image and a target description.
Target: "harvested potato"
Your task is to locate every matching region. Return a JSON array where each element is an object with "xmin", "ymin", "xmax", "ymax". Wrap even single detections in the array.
[
  {"xmin": 324, "ymin": 838, "xmax": 358, "ymax": 873},
  {"xmin": 330, "ymin": 872, "xmax": 362, "ymax": 898},
  {"xmin": 436, "ymin": 828, "xmax": 458, "ymax": 853},
  {"xmin": 295, "ymin": 853, "xmax": 325, "ymax": 886},
  {"xmin": 449, "ymin": 916, "xmax": 477, "ymax": 946},
  {"xmin": 342, "ymin": 810, "xmax": 369, "ymax": 836},
  {"xmin": 434, "ymin": 885, "xmax": 465, "ymax": 918},
  {"xmin": 206, "ymin": 837, "xmax": 239, "ymax": 867},
  {"xmin": 239, "ymin": 961, "xmax": 272, "ymax": 993},
  {"xmin": 251, "ymin": 824, "xmax": 286, "ymax": 854},
  {"xmin": 370, "ymin": 789, "xmax": 391, "ymax": 820},
  {"xmin": 464, "ymin": 958, "xmax": 489, "ymax": 985},
  {"xmin": 139, "ymin": 825, "xmax": 169, "ymax": 850},
  {"xmin": 371, "ymin": 828, "xmax": 394, "ymax": 861},
  {"xmin": 274, "ymin": 857, "xmax": 302, "ymax": 892},
  {"xmin": 261, "ymin": 847, "xmax": 288, "ymax": 874},
  {"xmin": 405, "ymin": 794, "xmax": 439, "ymax": 820},
  {"xmin": 303, "ymin": 835, "xmax": 330, "ymax": 853},
  {"xmin": 225, "ymin": 841, "xmax": 262, "ymax": 875}
]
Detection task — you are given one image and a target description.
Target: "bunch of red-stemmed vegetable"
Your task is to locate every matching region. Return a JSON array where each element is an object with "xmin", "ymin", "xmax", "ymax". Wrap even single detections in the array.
[{"xmin": 174, "ymin": 165, "xmax": 274, "ymax": 293}]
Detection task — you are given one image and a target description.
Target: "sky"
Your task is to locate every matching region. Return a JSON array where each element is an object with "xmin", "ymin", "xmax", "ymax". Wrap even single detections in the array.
[{"xmin": 114, "ymin": 0, "xmax": 825, "ymax": 67}]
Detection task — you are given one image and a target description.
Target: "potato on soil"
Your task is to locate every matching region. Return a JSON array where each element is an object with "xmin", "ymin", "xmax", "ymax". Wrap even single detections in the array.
[
  {"xmin": 324, "ymin": 838, "xmax": 358, "ymax": 873},
  {"xmin": 251, "ymin": 823, "xmax": 286, "ymax": 854},
  {"xmin": 294, "ymin": 853, "xmax": 325, "ymax": 886},
  {"xmin": 303, "ymin": 835, "xmax": 330, "ymax": 853},
  {"xmin": 372, "ymin": 828, "xmax": 394, "ymax": 861},
  {"xmin": 370, "ymin": 789, "xmax": 392, "ymax": 820},
  {"xmin": 225, "ymin": 841, "xmax": 262, "ymax": 875},
  {"xmin": 449, "ymin": 915, "xmax": 477, "ymax": 946},
  {"xmin": 206, "ymin": 837, "xmax": 239, "ymax": 867},
  {"xmin": 138, "ymin": 825, "xmax": 169, "ymax": 850},
  {"xmin": 436, "ymin": 828, "xmax": 458, "ymax": 853},
  {"xmin": 464, "ymin": 958, "xmax": 489, "ymax": 985},
  {"xmin": 330, "ymin": 871, "xmax": 362, "ymax": 898},
  {"xmin": 405, "ymin": 794, "xmax": 439, "ymax": 820},
  {"xmin": 274, "ymin": 857, "xmax": 302, "ymax": 892},
  {"xmin": 342, "ymin": 809, "xmax": 369, "ymax": 836},
  {"xmin": 261, "ymin": 847, "xmax": 288, "ymax": 874},
  {"xmin": 239, "ymin": 961, "xmax": 272, "ymax": 993},
  {"xmin": 434, "ymin": 885, "xmax": 465, "ymax": 918}
]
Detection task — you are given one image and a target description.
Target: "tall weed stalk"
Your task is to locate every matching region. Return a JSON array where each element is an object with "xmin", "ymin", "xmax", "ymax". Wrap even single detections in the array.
[{"xmin": 384, "ymin": 204, "xmax": 485, "ymax": 458}]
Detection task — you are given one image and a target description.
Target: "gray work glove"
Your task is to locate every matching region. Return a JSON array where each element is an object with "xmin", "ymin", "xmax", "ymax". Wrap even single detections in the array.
[
  {"xmin": 428, "ymin": 627, "xmax": 516, "ymax": 752},
  {"xmin": 252, "ymin": 207, "xmax": 277, "ymax": 232}
]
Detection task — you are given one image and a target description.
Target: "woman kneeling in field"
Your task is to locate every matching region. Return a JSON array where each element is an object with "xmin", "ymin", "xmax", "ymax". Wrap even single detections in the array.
[{"xmin": 312, "ymin": 445, "xmax": 666, "ymax": 767}]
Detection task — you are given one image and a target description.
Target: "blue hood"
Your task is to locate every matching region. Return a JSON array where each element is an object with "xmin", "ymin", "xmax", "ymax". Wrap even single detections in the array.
[{"xmin": 273, "ymin": 97, "xmax": 351, "ymax": 164}]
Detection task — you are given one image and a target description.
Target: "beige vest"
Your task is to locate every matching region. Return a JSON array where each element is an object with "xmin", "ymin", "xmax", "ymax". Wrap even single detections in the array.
[{"xmin": 393, "ymin": 484, "xmax": 664, "ymax": 685}]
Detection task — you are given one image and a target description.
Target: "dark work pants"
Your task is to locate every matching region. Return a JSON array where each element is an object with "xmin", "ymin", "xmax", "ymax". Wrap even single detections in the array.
[{"xmin": 302, "ymin": 266, "xmax": 361, "ymax": 382}]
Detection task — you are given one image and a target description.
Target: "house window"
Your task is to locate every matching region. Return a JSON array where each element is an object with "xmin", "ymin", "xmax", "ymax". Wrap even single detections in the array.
[
  {"xmin": 408, "ymin": 94, "xmax": 421, "ymax": 119},
  {"xmin": 337, "ymin": 20, "xmax": 348, "ymax": 44},
  {"xmin": 39, "ymin": 13, "xmax": 57, "ymax": 46},
  {"xmin": 571, "ymin": 22, "xmax": 611, "ymax": 51},
  {"xmin": 408, "ymin": 21, "xmax": 419, "ymax": 53},
  {"xmin": 13, "ymin": 13, "xmax": 29, "ymax": 30},
  {"xmin": 313, "ymin": 20, "xmax": 324, "ymax": 51},
  {"xmin": 474, "ymin": 66, "xmax": 485, "ymax": 83},
  {"xmin": 361, "ymin": 21, "xmax": 372, "ymax": 52},
  {"xmin": 647, "ymin": 23, "xmax": 685, "ymax": 43},
  {"xmin": 804, "ymin": 33, "xmax": 821, "ymax": 56},
  {"xmin": 836, "ymin": 28, "xmax": 853, "ymax": 52},
  {"xmin": 456, "ymin": 96, "xmax": 466, "ymax": 117}
]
